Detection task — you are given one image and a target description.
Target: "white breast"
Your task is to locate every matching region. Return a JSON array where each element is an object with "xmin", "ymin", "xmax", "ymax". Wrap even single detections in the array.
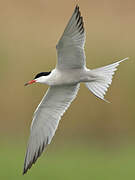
[{"xmin": 47, "ymin": 68, "xmax": 83, "ymax": 86}]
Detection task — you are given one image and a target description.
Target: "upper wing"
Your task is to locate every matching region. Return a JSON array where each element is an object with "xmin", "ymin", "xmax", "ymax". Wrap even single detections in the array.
[
  {"xmin": 56, "ymin": 5, "xmax": 86, "ymax": 69},
  {"xmin": 23, "ymin": 84, "xmax": 80, "ymax": 174}
]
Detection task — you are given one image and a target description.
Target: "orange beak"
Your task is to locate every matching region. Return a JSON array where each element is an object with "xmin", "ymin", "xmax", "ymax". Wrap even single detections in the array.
[{"xmin": 24, "ymin": 80, "xmax": 36, "ymax": 86}]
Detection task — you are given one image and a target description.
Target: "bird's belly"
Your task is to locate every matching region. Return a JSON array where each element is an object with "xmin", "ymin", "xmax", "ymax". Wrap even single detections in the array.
[
  {"xmin": 50, "ymin": 75, "xmax": 79, "ymax": 86},
  {"xmin": 48, "ymin": 69, "xmax": 81, "ymax": 86}
]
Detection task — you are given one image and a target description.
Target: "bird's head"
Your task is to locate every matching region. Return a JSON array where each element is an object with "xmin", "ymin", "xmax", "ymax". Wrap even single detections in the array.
[{"xmin": 25, "ymin": 71, "xmax": 51, "ymax": 86}]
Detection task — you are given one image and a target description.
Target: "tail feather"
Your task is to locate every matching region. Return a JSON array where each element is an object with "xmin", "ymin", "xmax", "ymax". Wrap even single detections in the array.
[{"xmin": 86, "ymin": 57, "xmax": 128, "ymax": 102}]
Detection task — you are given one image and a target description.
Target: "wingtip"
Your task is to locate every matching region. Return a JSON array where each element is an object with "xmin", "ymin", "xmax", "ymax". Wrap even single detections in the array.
[
  {"xmin": 22, "ymin": 163, "xmax": 29, "ymax": 175},
  {"xmin": 22, "ymin": 168, "xmax": 27, "ymax": 175},
  {"xmin": 74, "ymin": 4, "xmax": 84, "ymax": 35},
  {"xmin": 22, "ymin": 163, "xmax": 32, "ymax": 175},
  {"xmin": 22, "ymin": 138, "xmax": 48, "ymax": 175},
  {"xmin": 75, "ymin": 4, "xmax": 79, "ymax": 12}
]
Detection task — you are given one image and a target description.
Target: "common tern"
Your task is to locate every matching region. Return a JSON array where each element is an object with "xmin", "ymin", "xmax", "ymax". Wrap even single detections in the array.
[{"xmin": 23, "ymin": 5, "xmax": 128, "ymax": 174}]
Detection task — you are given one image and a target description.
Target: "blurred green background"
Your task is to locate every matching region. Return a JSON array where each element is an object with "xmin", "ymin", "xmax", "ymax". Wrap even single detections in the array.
[{"xmin": 0, "ymin": 0, "xmax": 135, "ymax": 179}]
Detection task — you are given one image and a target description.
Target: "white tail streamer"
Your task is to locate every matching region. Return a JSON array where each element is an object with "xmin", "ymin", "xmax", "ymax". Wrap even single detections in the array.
[{"xmin": 86, "ymin": 58, "xmax": 129, "ymax": 102}]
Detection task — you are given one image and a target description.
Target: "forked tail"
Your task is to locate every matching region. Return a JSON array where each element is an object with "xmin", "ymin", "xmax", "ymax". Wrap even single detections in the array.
[{"xmin": 85, "ymin": 58, "xmax": 128, "ymax": 102}]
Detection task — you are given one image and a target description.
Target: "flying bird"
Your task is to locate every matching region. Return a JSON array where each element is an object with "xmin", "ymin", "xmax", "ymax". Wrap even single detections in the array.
[{"xmin": 23, "ymin": 5, "xmax": 128, "ymax": 174}]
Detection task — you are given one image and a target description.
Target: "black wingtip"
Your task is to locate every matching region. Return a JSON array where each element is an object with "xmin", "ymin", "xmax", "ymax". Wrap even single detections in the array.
[
  {"xmin": 23, "ymin": 167, "xmax": 27, "ymax": 175},
  {"xmin": 22, "ymin": 163, "xmax": 29, "ymax": 175},
  {"xmin": 76, "ymin": 4, "xmax": 79, "ymax": 8},
  {"xmin": 22, "ymin": 161, "xmax": 33, "ymax": 175},
  {"xmin": 22, "ymin": 170, "xmax": 26, "ymax": 175},
  {"xmin": 74, "ymin": 5, "xmax": 85, "ymax": 35},
  {"xmin": 75, "ymin": 4, "xmax": 79, "ymax": 12},
  {"xmin": 22, "ymin": 138, "xmax": 48, "ymax": 175}
]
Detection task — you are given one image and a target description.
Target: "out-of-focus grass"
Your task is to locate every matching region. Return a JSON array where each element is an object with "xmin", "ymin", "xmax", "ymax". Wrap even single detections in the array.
[{"xmin": 0, "ymin": 141, "xmax": 135, "ymax": 180}]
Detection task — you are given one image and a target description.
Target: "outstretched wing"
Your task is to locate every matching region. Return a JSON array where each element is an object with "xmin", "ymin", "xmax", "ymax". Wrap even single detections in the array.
[
  {"xmin": 23, "ymin": 84, "xmax": 80, "ymax": 174},
  {"xmin": 56, "ymin": 5, "xmax": 86, "ymax": 69}
]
